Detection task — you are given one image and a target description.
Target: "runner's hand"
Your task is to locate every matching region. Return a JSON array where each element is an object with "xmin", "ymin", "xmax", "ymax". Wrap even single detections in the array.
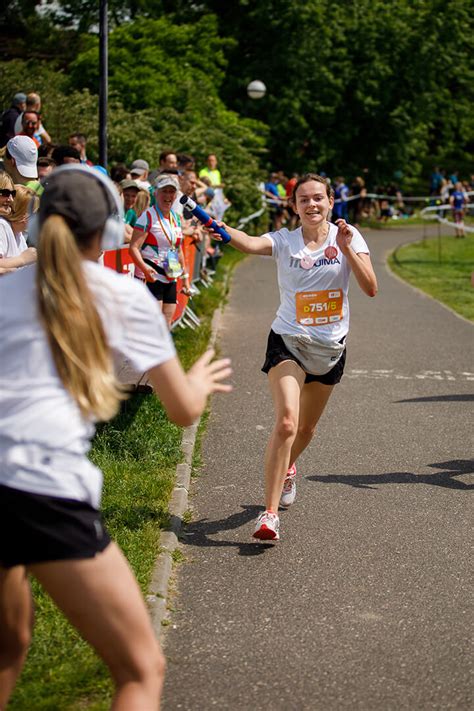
[
  {"xmin": 20, "ymin": 247, "xmax": 37, "ymax": 265},
  {"xmin": 187, "ymin": 348, "xmax": 233, "ymax": 396},
  {"xmin": 335, "ymin": 219, "xmax": 353, "ymax": 253},
  {"xmin": 206, "ymin": 221, "xmax": 229, "ymax": 241}
]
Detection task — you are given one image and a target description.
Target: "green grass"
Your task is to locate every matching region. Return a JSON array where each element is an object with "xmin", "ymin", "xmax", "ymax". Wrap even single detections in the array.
[
  {"xmin": 9, "ymin": 247, "xmax": 246, "ymax": 710},
  {"xmin": 388, "ymin": 234, "xmax": 474, "ymax": 321}
]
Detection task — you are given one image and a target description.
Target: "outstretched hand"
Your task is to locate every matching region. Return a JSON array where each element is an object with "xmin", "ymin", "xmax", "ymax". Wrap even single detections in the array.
[
  {"xmin": 206, "ymin": 221, "xmax": 228, "ymax": 241},
  {"xmin": 335, "ymin": 219, "xmax": 353, "ymax": 253},
  {"xmin": 187, "ymin": 348, "xmax": 233, "ymax": 397}
]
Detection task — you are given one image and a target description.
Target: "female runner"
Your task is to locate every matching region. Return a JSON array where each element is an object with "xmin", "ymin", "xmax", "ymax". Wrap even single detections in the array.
[
  {"xmin": 0, "ymin": 166, "xmax": 232, "ymax": 709},
  {"xmin": 129, "ymin": 174, "xmax": 191, "ymax": 328},
  {"xmin": 211, "ymin": 173, "xmax": 377, "ymax": 541}
]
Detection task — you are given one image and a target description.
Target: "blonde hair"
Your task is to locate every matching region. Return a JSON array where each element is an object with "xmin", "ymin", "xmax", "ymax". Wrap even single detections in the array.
[
  {"xmin": 5, "ymin": 185, "xmax": 39, "ymax": 224},
  {"xmin": 36, "ymin": 215, "xmax": 125, "ymax": 421},
  {"xmin": 0, "ymin": 172, "xmax": 14, "ymax": 191},
  {"xmin": 135, "ymin": 188, "xmax": 150, "ymax": 217}
]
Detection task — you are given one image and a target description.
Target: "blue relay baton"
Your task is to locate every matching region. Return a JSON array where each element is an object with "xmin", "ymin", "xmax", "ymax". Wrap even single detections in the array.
[{"xmin": 179, "ymin": 195, "xmax": 232, "ymax": 243}]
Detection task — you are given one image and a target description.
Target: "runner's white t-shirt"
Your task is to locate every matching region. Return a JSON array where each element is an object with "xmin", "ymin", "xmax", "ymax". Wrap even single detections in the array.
[
  {"xmin": 0, "ymin": 218, "xmax": 28, "ymax": 258},
  {"xmin": 264, "ymin": 223, "xmax": 369, "ymax": 344},
  {"xmin": 0, "ymin": 261, "xmax": 175, "ymax": 507}
]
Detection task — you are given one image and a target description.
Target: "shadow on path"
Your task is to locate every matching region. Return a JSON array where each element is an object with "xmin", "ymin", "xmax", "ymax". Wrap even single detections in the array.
[
  {"xmin": 307, "ymin": 459, "xmax": 474, "ymax": 490},
  {"xmin": 180, "ymin": 504, "xmax": 275, "ymax": 555},
  {"xmin": 396, "ymin": 394, "xmax": 474, "ymax": 403}
]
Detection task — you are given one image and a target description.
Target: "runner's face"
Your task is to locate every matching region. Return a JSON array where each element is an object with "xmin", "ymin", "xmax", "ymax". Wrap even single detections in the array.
[
  {"xmin": 294, "ymin": 181, "xmax": 333, "ymax": 227},
  {"xmin": 156, "ymin": 186, "xmax": 177, "ymax": 214}
]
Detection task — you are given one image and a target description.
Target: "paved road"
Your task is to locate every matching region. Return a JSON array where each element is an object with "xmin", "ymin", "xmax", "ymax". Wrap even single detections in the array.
[{"xmin": 162, "ymin": 226, "xmax": 473, "ymax": 711}]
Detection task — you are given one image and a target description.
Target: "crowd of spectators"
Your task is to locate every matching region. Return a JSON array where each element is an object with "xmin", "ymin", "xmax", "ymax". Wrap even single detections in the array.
[
  {"xmin": 262, "ymin": 168, "xmax": 473, "ymax": 232},
  {"xmin": 1, "ymin": 87, "xmax": 472, "ymax": 275},
  {"xmin": 0, "ymin": 90, "xmax": 233, "ymax": 279}
]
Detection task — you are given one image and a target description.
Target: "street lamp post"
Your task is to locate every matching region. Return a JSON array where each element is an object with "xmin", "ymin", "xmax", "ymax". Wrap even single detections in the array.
[{"xmin": 99, "ymin": 0, "xmax": 108, "ymax": 168}]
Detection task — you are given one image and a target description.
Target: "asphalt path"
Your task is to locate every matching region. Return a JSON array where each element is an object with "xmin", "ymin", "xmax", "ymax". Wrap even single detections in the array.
[{"xmin": 162, "ymin": 225, "xmax": 473, "ymax": 711}]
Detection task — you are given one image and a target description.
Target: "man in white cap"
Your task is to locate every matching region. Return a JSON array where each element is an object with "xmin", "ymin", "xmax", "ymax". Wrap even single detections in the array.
[
  {"xmin": 130, "ymin": 159, "xmax": 151, "ymax": 189},
  {"xmin": 4, "ymin": 136, "xmax": 43, "ymax": 196}
]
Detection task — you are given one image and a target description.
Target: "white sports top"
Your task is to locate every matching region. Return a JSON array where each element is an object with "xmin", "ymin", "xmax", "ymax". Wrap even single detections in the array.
[
  {"xmin": 0, "ymin": 261, "xmax": 175, "ymax": 507},
  {"xmin": 264, "ymin": 223, "xmax": 369, "ymax": 343}
]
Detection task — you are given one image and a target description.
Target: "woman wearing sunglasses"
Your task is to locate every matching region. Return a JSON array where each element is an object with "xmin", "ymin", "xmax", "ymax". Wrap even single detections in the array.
[{"xmin": 0, "ymin": 172, "xmax": 37, "ymax": 271}]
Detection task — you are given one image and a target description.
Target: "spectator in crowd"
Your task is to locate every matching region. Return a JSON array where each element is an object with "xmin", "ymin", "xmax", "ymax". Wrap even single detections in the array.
[
  {"xmin": 37, "ymin": 157, "xmax": 56, "ymax": 182},
  {"xmin": 14, "ymin": 92, "xmax": 51, "ymax": 145},
  {"xmin": 450, "ymin": 181, "xmax": 469, "ymax": 238},
  {"xmin": 135, "ymin": 189, "xmax": 151, "ymax": 218},
  {"xmin": 19, "ymin": 111, "xmax": 42, "ymax": 147},
  {"xmin": 130, "ymin": 159, "xmax": 151, "ymax": 189},
  {"xmin": 110, "ymin": 163, "xmax": 131, "ymax": 185},
  {"xmin": 0, "ymin": 173, "xmax": 37, "ymax": 271},
  {"xmin": 68, "ymin": 133, "xmax": 93, "ymax": 166},
  {"xmin": 177, "ymin": 153, "xmax": 195, "ymax": 172},
  {"xmin": 429, "ymin": 166, "xmax": 444, "ymax": 196},
  {"xmin": 285, "ymin": 173, "xmax": 299, "ymax": 230},
  {"xmin": 129, "ymin": 175, "xmax": 191, "ymax": 327},
  {"xmin": 120, "ymin": 179, "xmax": 140, "ymax": 228},
  {"xmin": 159, "ymin": 150, "xmax": 178, "ymax": 173},
  {"xmin": 4, "ymin": 136, "xmax": 42, "ymax": 195},
  {"xmin": 5, "ymin": 184, "xmax": 39, "ymax": 245},
  {"xmin": 349, "ymin": 176, "xmax": 367, "ymax": 225},
  {"xmin": 199, "ymin": 153, "xmax": 223, "ymax": 187},
  {"xmin": 264, "ymin": 172, "xmax": 285, "ymax": 230},
  {"xmin": 51, "ymin": 145, "xmax": 81, "ymax": 166},
  {"xmin": 0, "ymin": 93, "xmax": 27, "ymax": 147},
  {"xmin": 333, "ymin": 176, "xmax": 349, "ymax": 222}
]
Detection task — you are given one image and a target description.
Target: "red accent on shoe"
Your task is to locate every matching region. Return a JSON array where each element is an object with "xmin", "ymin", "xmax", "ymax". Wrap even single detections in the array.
[{"xmin": 253, "ymin": 524, "xmax": 278, "ymax": 540}]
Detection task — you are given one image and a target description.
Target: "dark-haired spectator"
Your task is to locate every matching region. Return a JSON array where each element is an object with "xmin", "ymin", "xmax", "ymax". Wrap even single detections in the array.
[
  {"xmin": 130, "ymin": 159, "xmax": 151, "ymax": 189},
  {"xmin": 120, "ymin": 179, "xmax": 140, "ymax": 228},
  {"xmin": 14, "ymin": 92, "xmax": 51, "ymax": 145},
  {"xmin": 111, "ymin": 164, "xmax": 131, "ymax": 185},
  {"xmin": 349, "ymin": 176, "xmax": 367, "ymax": 225},
  {"xmin": 20, "ymin": 111, "xmax": 42, "ymax": 147},
  {"xmin": 4, "ymin": 136, "xmax": 43, "ymax": 195},
  {"xmin": 69, "ymin": 133, "xmax": 93, "ymax": 166},
  {"xmin": 264, "ymin": 172, "xmax": 285, "ymax": 230},
  {"xmin": 0, "ymin": 93, "xmax": 26, "ymax": 147},
  {"xmin": 51, "ymin": 145, "xmax": 81, "ymax": 166},
  {"xmin": 177, "ymin": 153, "xmax": 195, "ymax": 172},
  {"xmin": 159, "ymin": 151, "xmax": 178, "ymax": 173},
  {"xmin": 37, "ymin": 157, "xmax": 56, "ymax": 181}
]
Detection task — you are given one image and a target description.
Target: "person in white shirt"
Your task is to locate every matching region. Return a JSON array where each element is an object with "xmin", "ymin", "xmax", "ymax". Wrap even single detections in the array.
[
  {"xmin": 0, "ymin": 173, "xmax": 37, "ymax": 271},
  {"xmin": 209, "ymin": 173, "xmax": 377, "ymax": 542},
  {"xmin": 0, "ymin": 166, "xmax": 232, "ymax": 709}
]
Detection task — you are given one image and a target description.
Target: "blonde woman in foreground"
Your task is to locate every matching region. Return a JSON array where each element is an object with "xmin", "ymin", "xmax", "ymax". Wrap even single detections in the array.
[{"xmin": 0, "ymin": 166, "xmax": 232, "ymax": 710}]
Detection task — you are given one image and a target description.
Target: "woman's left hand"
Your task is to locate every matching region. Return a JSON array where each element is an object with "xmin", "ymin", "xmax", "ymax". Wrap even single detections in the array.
[{"xmin": 335, "ymin": 219, "xmax": 353, "ymax": 253}]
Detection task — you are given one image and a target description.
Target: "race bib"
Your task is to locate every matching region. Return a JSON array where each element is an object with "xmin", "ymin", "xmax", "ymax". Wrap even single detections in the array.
[
  {"xmin": 295, "ymin": 289, "xmax": 343, "ymax": 326},
  {"xmin": 163, "ymin": 248, "xmax": 183, "ymax": 279}
]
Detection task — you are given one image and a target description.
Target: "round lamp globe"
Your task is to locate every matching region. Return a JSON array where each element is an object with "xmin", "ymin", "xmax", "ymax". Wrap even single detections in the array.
[{"xmin": 247, "ymin": 80, "xmax": 266, "ymax": 100}]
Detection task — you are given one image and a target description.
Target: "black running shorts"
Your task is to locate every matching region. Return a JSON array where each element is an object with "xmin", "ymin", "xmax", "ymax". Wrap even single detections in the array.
[
  {"xmin": 261, "ymin": 329, "xmax": 346, "ymax": 385},
  {"xmin": 0, "ymin": 484, "xmax": 111, "ymax": 568}
]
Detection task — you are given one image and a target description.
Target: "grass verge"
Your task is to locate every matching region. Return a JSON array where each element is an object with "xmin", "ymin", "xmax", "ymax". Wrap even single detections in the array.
[
  {"xmin": 9, "ymin": 247, "xmax": 246, "ymax": 710},
  {"xmin": 388, "ymin": 234, "xmax": 474, "ymax": 321}
]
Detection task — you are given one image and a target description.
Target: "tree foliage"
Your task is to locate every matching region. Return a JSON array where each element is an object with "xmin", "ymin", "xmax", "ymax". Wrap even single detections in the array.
[{"xmin": 2, "ymin": 0, "xmax": 473, "ymax": 192}]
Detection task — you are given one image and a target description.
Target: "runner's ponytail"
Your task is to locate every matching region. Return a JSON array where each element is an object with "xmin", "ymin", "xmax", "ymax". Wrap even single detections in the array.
[{"xmin": 36, "ymin": 215, "xmax": 125, "ymax": 420}]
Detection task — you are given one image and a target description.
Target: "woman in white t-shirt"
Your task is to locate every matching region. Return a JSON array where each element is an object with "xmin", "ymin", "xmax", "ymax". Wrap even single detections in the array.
[
  {"xmin": 210, "ymin": 174, "xmax": 377, "ymax": 542},
  {"xmin": 129, "ymin": 174, "xmax": 192, "ymax": 328},
  {"xmin": 0, "ymin": 172, "xmax": 37, "ymax": 272},
  {"xmin": 0, "ymin": 168, "xmax": 232, "ymax": 709}
]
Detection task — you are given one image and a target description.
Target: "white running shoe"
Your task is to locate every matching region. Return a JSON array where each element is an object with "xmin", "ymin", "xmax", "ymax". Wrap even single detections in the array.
[
  {"xmin": 280, "ymin": 463, "xmax": 297, "ymax": 508},
  {"xmin": 253, "ymin": 511, "xmax": 280, "ymax": 541}
]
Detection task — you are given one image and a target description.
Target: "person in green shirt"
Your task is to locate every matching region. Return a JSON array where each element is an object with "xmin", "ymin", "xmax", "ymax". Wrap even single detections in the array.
[
  {"xmin": 199, "ymin": 153, "xmax": 223, "ymax": 188},
  {"xmin": 120, "ymin": 179, "xmax": 140, "ymax": 228}
]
